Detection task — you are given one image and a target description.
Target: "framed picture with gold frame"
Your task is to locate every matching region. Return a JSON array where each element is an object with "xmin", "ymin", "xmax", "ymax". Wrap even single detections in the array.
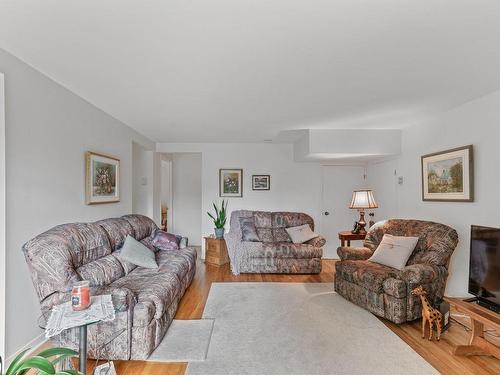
[
  {"xmin": 219, "ymin": 168, "xmax": 243, "ymax": 197},
  {"xmin": 85, "ymin": 151, "xmax": 120, "ymax": 204},
  {"xmin": 421, "ymin": 145, "xmax": 473, "ymax": 202}
]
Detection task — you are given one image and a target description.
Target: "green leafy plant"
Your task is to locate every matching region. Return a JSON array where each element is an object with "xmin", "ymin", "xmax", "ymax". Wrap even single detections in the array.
[
  {"xmin": 207, "ymin": 200, "xmax": 228, "ymax": 229},
  {"xmin": 6, "ymin": 347, "xmax": 82, "ymax": 375}
]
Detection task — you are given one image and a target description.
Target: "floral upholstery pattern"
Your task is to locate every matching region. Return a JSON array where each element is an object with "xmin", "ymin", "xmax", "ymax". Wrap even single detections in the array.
[
  {"xmin": 122, "ymin": 214, "xmax": 158, "ymax": 241},
  {"xmin": 225, "ymin": 210, "xmax": 324, "ymax": 274},
  {"xmin": 335, "ymin": 219, "xmax": 458, "ymax": 324},
  {"xmin": 23, "ymin": 214, "xmax": 197, "ymax": 360}
]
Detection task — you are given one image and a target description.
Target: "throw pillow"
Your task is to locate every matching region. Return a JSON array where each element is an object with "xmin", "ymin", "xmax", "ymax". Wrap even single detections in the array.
[
  {"xmin": 368, "ymin": 234, "xmax": 419, "ymax": 270},
  {"xmin": 118, "ymin": 235, "xmax": 158, "ymax": 269},
  {"xmin": 179, "ymin": 236, "xmax": 188, "ymax": 249},
  {"xmin": 285, "ymin": 224, "xmax": 319, "ymax": 244},
  {"xmin": 152, "ymin": 230, "xmax": 180, "ymax": 251},
  {"xmin": 239, "ymin": 217, "xmax": 260, "ymax": 242}
]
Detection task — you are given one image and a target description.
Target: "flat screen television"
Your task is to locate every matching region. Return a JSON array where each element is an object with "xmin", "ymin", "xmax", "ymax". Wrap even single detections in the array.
[{"xmin": 469, "ymin": 225, "xmax": 500, "ymax": 312}]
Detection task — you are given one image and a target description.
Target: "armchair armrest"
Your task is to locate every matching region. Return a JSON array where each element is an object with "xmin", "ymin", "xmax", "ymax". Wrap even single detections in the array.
[
  {"xmin": 400, "ymin": 264, "xmax": 445, "ymax": 286},
  {"xmin": 337, "ymin": 246, "xmax": 373, "ymax": 261},
  {"xmin": 305, "ymin": 236, "xmax": 326, "ymax": 248}
]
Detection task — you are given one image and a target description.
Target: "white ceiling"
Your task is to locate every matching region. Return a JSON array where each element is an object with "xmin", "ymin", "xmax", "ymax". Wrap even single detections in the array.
[{"xmin": 1, "ymin": 1, "xmax": 500, "ymax": 143}]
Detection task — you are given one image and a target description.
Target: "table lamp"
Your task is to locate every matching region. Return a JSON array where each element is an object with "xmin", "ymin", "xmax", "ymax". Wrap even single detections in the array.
[{"xmin": 349, "ymin": 189, "xmax": 378, "ymax": 234}]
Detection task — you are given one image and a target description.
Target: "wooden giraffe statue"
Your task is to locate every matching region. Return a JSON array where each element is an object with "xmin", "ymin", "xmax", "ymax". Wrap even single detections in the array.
[{"xmin": 411, "ymin": 286, "xmax": 442, "ymax": 341}]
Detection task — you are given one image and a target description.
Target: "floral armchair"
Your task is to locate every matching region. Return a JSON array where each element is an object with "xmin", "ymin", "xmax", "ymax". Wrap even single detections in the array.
[{"xmin": 334, "ymin": 219, "xmax": 458, "ymax": 324}]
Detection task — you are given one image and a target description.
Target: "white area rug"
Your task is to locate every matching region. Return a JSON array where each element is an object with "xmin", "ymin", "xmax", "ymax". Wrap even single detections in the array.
[
  {"xmin": 186, "ymin": 282, "xmax": 438, "ymax": 375},
  {"xmin": 148, "ymin": 319, "xmax": 214, "ymax": 362}
]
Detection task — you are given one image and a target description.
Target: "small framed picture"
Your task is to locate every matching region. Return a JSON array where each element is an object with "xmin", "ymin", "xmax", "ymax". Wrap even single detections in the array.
[
  {"xmin": 252, "ymin": 175, "xmax": 270, "ymax": 191},
  {"xmin": 85, "ymin": 151, "xmax": 120, "ymax": 204},
  {"xmin": 421, "ymin": 145, "xmax": 473, "ymax": 202},
  {"xmin": 219, "ymin": 169, "xmax": 243, "ymax": 197}
]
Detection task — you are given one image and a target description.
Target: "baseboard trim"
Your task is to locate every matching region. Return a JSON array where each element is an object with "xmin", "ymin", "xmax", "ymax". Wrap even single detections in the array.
[{"xmin": 6, "ymin": 332, "xmax": 47, "ymax": 366}]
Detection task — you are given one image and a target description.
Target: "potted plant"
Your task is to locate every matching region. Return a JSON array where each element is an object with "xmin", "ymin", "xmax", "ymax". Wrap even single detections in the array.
[
  {"xmin": 207, "ymin": 200, "xmax": 228, "ymax": 239},
  {"xmin": 6, "ymin": 347, "xmax": 82, "ymax": 375}
]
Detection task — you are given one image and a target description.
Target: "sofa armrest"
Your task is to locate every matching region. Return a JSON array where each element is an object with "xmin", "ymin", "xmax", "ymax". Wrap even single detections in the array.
[
  {"xmin": 305, "ymin": 236, "xmax": 326, "ymax": 248},
  {"xmin": 337, "ymin": 246, "xmax": 373, "ymax": 261},
  {"xmin": 41, "ymin": 285, "xmax": 136, "ymax": 314},
  {"xmin": 400, "ymin": 264, "xmax": 445, "ymax": 287}
]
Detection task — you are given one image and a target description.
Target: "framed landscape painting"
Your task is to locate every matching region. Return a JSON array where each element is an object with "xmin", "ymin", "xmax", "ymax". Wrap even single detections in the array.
[
  {"xmin": 85, "ymin": 151, "xmax": 120, "ymax": 204},
  {"xmin": 252, "ymin": 175, "xmax": 270, "ymax": 190},
  {"xmin": 421, "ymin": 145, "xmax": 473, "ymax": 202},
  {"xmin": 219, "ymin": 169, "xmax": 243, "ymax": 197}
]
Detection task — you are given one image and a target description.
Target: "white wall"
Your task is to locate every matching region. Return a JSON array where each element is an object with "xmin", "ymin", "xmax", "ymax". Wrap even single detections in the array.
[
  {"xmin": 132, "ymin": 142, "xmax": 154, "ymax": 218},
  {"xmin": 367, "ymin": 89, "xmax": 500, "ymax": 297},
  {"xmin": 0, "ymin": 49, "xmax": 155, "ymax": 358},
  {"xmin": 171, "ymin": 153, "xmax": 202, "ymax": 246},
  {"xmin": 157, "ymin": 143, "xmax": 329, "ymax": 257}
]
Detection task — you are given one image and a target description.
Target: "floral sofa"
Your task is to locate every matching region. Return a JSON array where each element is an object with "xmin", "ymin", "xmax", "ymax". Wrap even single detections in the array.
[
  {"xmin": 225, "ymin": 210, "xmax": 325, "ymax": 275},
  {"xmin": 335, "ymin": 219, "xmax": 458, "ymax": 324},
  {"xmin": 23, "ymin": 214, "xmax": 197, "ymax": 360}
]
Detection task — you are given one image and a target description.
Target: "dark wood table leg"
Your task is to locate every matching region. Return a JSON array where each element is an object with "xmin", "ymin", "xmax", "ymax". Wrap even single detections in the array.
[
  {"xmin": 347, "ymin": 240, "xmax": 351, "ymax": 247},
  {"xmin": 341, "ymin": 239, "xmax": 345, "ymax": 247}
]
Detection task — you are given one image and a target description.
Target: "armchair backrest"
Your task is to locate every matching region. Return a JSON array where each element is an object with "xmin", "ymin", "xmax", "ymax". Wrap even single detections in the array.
[
  {"xmin": 364, "ymin": 219, "xmax": 458, "ymax": 268},
  {"xmin": 229, "ymin": 210, "xmax": 314, "ymax": 243}
]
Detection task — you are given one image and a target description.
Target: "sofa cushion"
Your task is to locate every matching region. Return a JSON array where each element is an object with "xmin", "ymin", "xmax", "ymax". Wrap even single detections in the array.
[
  {"xmin": 76, "ymin": 254, "xmax": 125, "ymax": 287},
  {"xmin": 272, "ymin": 228, "xmax": 291, "ymax": 242},
  {"xmin": 112, "ymin": 270, "xmax": 181, "ymax": 321},
  {"xmin": 156, "ymin": 251, "xmax": 191, "ymax": 280},
  {"xmin": 239, "ymin": 217, "xmax": 260, "ymax": 242},
  {"xmin": 96, "ymin": 218, "xmax": 135, "ymax": 250},
  {"xmin": 249, "ymin": 242, "xmax": 322, "ymax": 259},
  {"xmin": 273, "ymin": 212, "xmax": 315, "ymax": 231},
  {"xmin": 121, "ymin": 214, "xmax": 158, "ymax": 241},
  {"xmin": 335, "ymin": 260, "xmax": 400, "ymax": 294},
  {"xmin": 364, "ymin": 219, "xmax": 459, "ymax": 267}
]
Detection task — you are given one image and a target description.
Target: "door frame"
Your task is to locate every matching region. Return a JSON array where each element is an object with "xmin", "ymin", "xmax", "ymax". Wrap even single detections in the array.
[
  {"xmin": 0, "ymin": 72, "xmax": 6, "ymax": 372},
  {"xmin": 320, "ymin": 164, "xmax": 367, "ymax": 258}
]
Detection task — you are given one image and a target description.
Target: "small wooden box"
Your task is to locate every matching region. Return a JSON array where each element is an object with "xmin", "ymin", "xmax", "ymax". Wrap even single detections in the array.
[{"xmin": 204, "ymin": 237, "xmax": 230, "ymax": 266}]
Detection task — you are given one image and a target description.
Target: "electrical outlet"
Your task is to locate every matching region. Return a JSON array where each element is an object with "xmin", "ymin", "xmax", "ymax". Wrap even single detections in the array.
[
  {"xmin": 398, "ymin": 176, "xmax": 404, "ymax": 185},
  {"xmin": 141, "ymin": 177, "xmax": 148, "ymax": 186}
]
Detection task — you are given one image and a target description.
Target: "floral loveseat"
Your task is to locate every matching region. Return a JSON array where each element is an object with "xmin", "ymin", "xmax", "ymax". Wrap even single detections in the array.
[
  {"xmin": 335, "ymin": 219, "xmax": 458, "ymax": 324},
  {"xmin": 225, "ymin": 210, "xmax": 325, "ymax": 275},
  {"xmin": 23, "ymin": 214, "xmax": 197, "ymax": 360}
]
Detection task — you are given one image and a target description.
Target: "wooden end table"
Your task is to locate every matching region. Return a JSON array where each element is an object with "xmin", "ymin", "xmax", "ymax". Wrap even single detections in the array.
[
  {"xmin": 205, "ymin": 237, "xmax": 229, "ymax": 266},
  {"xmin": 444, "ymin": 297, "xmax": 500, "ymax": 360},
  {"xmin": 338, "ymin": 231, "xmax": 366, "ymax": 247}
]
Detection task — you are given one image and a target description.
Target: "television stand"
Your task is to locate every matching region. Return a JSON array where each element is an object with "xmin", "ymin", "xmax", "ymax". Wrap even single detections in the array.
[{"xmin": 445, "ymin": 297, "xmax": 500, "ymax": 360}]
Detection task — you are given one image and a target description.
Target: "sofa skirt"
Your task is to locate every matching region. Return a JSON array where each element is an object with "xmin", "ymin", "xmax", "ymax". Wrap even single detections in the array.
[{"xmin": 239, "ymin": 257, "xmax": 321, "ymax": 274}]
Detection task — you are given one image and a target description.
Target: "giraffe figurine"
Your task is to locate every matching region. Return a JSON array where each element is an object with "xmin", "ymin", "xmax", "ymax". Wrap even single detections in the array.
[{"xmin": 411, "ymin": 286, "xmax": 442, "ymax": 341}]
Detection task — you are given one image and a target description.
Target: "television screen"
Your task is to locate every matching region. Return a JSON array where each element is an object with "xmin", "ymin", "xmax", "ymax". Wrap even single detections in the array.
[{"xmin": 469, "ymin": 225, "xmax": 500, "ymax": 308}]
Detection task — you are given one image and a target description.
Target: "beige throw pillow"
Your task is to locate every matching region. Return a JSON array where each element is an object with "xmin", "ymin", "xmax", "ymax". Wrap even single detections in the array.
[
  {"xmin": 285, "ymin": 224, "xmax": 319, "ymax": 244},
  {"xmin": 368, "ymin": 234, "xmax": 419, "ymax": 270}
]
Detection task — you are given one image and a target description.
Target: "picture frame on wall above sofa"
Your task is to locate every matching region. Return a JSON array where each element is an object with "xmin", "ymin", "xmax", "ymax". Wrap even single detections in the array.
[
  {"xmin": 252, "ymin": 175, "xmax": 270, "ymax": 190},
  {"xmin": 85, "ymin": 151, "xmax": 120, "ymax": 204},
  {"xmin": 219, "ymin": 168, "xmax": 243, "ymax": 197},
  {"xmin": 421, "ymin": 145, "xmax": 473, "ymax": 202}
]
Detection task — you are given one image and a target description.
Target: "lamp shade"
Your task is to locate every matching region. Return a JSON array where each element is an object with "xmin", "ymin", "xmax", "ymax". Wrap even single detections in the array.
[{"xmin": 349, "ymin": 190, "xmax": 378, "ymax": 209}]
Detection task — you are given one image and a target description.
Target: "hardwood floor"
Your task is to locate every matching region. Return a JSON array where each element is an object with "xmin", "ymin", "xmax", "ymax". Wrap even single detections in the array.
[{"xmin": 87, "ymin": 258, "xmax": 500, "ymax": 375}]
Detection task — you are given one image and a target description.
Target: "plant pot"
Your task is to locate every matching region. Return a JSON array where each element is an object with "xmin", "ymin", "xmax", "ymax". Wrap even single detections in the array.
[{"xmin": 214, "ymin": 228, "xmax": 225, "ymax": 239}]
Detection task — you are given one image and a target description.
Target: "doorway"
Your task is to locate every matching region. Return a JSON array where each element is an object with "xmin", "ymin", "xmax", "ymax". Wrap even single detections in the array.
[
  {"xmin": 320, "ymin": 165, "xmax": 366, "ymax": 258},
  {"xmin": 159, "ymin": 153, "xmax": 202, "ymax": 246}
]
